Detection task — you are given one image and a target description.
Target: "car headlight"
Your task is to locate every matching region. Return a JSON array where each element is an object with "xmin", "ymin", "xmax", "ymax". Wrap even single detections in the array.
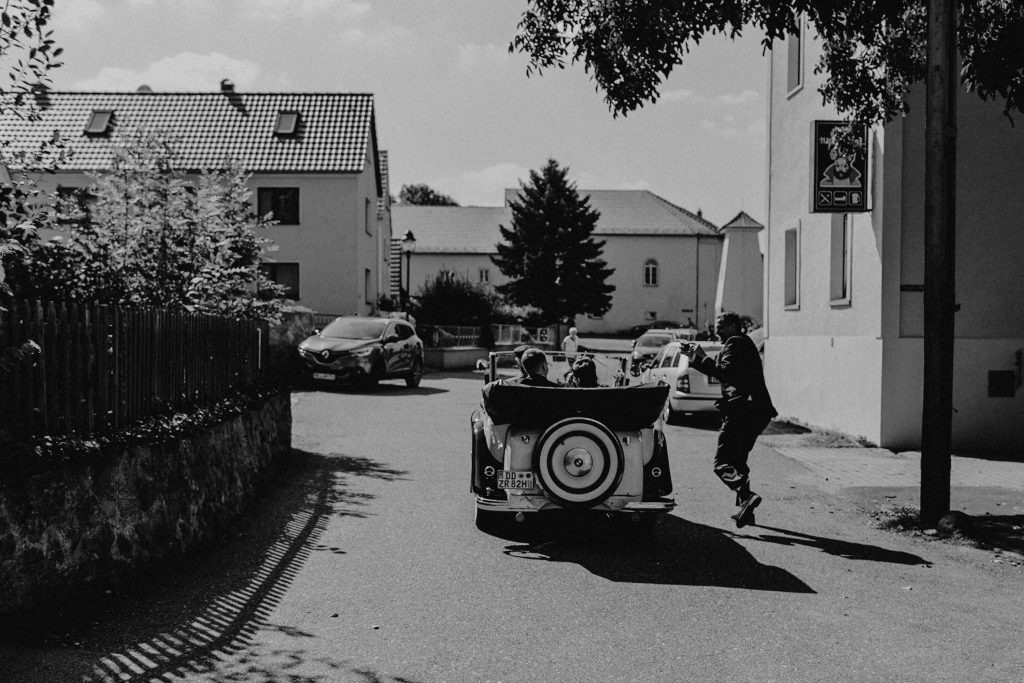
[{"xmin": 352, "ymin": 347, "xmax": 376, "ymax": 357}]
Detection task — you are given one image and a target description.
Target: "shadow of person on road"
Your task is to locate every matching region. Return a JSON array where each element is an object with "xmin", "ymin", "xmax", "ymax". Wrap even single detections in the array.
[
  {"xmin": 500, "ymin": 513, "xmax": 815, "ymax": 593},
  {"xmin": 0, "ymin": 449, "xmax": 407, "ymax": 683},
  {"xmin": 740, "ymin": 524, "xmax": 931, "ymax": 566}
]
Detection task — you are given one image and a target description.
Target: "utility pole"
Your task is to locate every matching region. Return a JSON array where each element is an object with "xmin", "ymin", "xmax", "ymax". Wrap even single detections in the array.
[{"xmin": 921, "ymin": 0, "xmax": 957, "ymax": 525}]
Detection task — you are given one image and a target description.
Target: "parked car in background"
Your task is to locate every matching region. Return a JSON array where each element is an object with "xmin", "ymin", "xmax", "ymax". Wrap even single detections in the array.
[
  {"xmin": 630, "ymin": 331, "xmax": 675, "ymax": 374},
  {"xmin": 298, "ymin": 316, "xmax": 423, "ymax": 387},
  {"xmin": 628, "ymin": 320, "xmax": 684, "ymax": 337},
  {"xmin": 664, "ymin": 327, "xmax": 700, "ymax": 341},
  {"xmin": 640, "ymin": 340, "xmax": 723, "ymax": 422}
]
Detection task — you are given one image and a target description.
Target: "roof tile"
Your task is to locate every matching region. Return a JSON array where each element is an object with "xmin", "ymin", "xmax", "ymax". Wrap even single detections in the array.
[{"xmin": 0, "ymin": 91, "xmax": 375, "ymax": 173}]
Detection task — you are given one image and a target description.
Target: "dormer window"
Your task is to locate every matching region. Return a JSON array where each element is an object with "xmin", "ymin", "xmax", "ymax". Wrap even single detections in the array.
[
  {"xmin": 84, "ymin": 110, "xmax": 113, "ymax": 135},
  {"xmin": 274, "ymin": 111, "xmax": 299, "ymax": 136}
]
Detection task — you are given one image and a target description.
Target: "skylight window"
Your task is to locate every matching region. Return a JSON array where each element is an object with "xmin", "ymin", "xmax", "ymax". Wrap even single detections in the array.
[
  {"xmin": 274, "ymin": 111, "xmax": 300, "ymax": 136},
  {"xmin": 84, "ymin": 110, "xmax": 113, "ymax": 135}
]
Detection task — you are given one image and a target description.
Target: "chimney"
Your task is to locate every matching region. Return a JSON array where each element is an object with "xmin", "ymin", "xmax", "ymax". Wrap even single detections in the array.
[{"xmin": 220, "ymin": 79, "xmax": 235, "ymax": 93}]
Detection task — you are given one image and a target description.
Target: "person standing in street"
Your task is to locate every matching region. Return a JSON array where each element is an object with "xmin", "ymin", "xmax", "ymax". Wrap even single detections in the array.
[
  {"xmin": 683, "ymin": 311, "xmax": 777, "ymax": 527},
  {"xmin": 560, "ymin": 327, "xmax": 580, "ymax": 361}
]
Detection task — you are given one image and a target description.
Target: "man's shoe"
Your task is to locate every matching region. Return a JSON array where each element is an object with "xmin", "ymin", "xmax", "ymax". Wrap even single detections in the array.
[{"xmin": 732, "ymin": 493, "xmax": 762, "ymax": 528}]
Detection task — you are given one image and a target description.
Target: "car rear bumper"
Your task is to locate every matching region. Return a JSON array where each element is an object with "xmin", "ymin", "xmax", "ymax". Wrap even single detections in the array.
[
  {"xmin": 670, "ymin": 394, "xmax": 720, "ymax": 413},
  {"xmin": 476, "ymin": 495, "xmax": 675, "ymax": 514}
]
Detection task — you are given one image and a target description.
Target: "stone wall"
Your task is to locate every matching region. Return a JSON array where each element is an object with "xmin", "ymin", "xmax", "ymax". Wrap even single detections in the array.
[{"xmin": 0, "ymin": 392, "xmax": 291, "ymax": 617}]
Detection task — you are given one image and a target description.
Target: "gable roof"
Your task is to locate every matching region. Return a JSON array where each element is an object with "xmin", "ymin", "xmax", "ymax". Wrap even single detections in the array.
[
  {"xmin": 392, "ymin": 189, "xmax": 720, "ymax": 254},
  {"xmin": 0, "ymin": 90, "xmax": 376, "ymax": 174},
  {"xmin": 391, "ymin": 206, "xmax": 510, "ymax": 253},
  {"xmin": 722, "ymin": 210, "xmax": 764, "ymax": 230},
  {"xmin": 504, "ymin": 188, "xmax": 720, "ymax": 236}
]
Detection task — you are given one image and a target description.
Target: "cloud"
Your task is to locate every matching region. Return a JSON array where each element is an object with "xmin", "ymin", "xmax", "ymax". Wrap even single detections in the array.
[
  {"xmin": 661, "ymin": 88, "xmax": 760, "ymax": 106},
  {"xmin": 698, "ymin": 115, "xmax": 766, "ymax": 144},
  {"xmin": 53, "ymin": 0, "xmax": 105, "ymax": 32},
  {"xmin": 429, "ymin": 162, "xmax": 532, "ymax": 206},
  {"xmin": 72, "ymin": 52, "xmax": 260, "ymax": 91},
  {"xmin": 245, "ymin": 0, "xmax": 370, "ymax": 21},
  {"xmin": 455, "ymin": 42, "xmax": 511, "ymax": 73}
]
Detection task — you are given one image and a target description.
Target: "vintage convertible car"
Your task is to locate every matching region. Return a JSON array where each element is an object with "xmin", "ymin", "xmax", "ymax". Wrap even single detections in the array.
[{"xmin": 470, "ymin": 351, "xmax": 675, "ymax": 534}]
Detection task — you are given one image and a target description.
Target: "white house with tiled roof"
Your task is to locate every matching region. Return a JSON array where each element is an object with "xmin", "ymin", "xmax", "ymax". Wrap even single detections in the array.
[
  {"xmin": 0, "ymin": 83, "xmax": 390, "ymax": 315},
  {"xmin": 392, "ymin": 190, "xmax": 761, "ymax": 335}
]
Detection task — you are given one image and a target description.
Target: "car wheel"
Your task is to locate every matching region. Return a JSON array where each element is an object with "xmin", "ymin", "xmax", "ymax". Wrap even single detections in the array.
[
  {"xmin": 474, "ymin": 506, "xmax": 508, "ymax": 534},
  {"xmin": 405, "ymin": 357, "xmax": 422, "ymax": 387},
  {"xmin": 533, "ymin": 417, "xmax": 624, "ymax": 509},
  {"xmin": 662, "ymin": 400, "xmax": 677, "ymax": 425}
]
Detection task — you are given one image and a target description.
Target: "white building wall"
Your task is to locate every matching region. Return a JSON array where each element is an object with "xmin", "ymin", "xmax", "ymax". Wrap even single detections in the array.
[
  {"xmin": 403, "ymin": 235, "xmax": 722, "ymax": 335},
  {"xmin": 765, "ymin": 26, "xmax": 887, "ymax": 444},
  {"xmin": 768, "ymin": 23, "xmax": 1024, "ymax": 449},
  {"xmin": 715, "ymin": 225, "xmax": 764, "ymax": 323}
]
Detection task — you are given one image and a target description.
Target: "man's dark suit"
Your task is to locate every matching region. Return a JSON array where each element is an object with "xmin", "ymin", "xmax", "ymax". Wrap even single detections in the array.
[{"xmin": 691, "ymin": 334, "xmax": 777, "ymax": 495}]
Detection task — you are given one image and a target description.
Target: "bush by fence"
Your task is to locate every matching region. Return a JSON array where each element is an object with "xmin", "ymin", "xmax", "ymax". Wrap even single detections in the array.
[{"xmin": 0, "ymin": 300, "xmax": 269, "ymax": 441}]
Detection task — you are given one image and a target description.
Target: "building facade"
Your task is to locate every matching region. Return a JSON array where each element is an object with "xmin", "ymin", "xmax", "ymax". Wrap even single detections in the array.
[
  {"xmin": 393, "ymin": 190, "xmax": 762, "ymax": 335},
  {"xmin": 0, "ymin": 85, "xmax": 390, "ymax": 316},
  {"xmin": 765, "ymin": 17, "xmax": 1024, "ymax": 449}
]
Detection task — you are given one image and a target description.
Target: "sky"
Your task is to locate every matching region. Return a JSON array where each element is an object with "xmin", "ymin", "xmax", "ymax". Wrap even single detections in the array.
[{"xmin": 49, "ymin": 0, "xmax": 771, "ymax": 228}]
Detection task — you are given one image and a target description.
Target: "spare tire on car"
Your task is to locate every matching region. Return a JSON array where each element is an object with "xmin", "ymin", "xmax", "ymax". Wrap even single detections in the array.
[{"xmin": 533, "ymin": 417, "xmax": 624, "ymax": 509}]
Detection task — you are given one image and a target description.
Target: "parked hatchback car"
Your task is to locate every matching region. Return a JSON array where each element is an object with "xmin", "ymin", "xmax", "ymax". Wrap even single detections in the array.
[
  {"xmin": 298, "ymin": 316, "xmax": 424, "ymax": 387},
  {"xmin": 640, "ymin": 340, "xmax": 723, "ymax": 421},
  {"xmin": 628, "ymin": 319, "xmax": 684, "ymax": 337},
  {"xmin": 630, "ymin": 331, "xmax": 675, "ymax": 374}
]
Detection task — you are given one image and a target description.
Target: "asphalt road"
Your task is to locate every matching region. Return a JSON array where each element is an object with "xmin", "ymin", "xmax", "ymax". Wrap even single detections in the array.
[{"xmin": 2, "ymin": 372, "xmax": 1022, "ymax": 682}]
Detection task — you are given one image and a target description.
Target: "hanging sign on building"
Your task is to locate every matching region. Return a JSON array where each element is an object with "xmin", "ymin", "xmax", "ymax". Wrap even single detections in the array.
[{"xmin": 810, "ymin": 121, "xmax": 869, "ymax": 213}]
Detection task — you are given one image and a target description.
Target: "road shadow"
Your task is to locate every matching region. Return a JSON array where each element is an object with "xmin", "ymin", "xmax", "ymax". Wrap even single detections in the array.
[
  {"xmin": 741, "ymin": 524, "xmax": 931, "ymax": 566},
  {"xmin": 668, "ymin": 413, "xmax": 722, "ymax": 431},
  {"xmin": 500, "ymin": 513, "xmax": 815, "ymax": 593},
  {"xmin": 0, "ymin": 448, "xmax": 407, "ymax": 683},
  {"xmin": 961, "ymin": 514, "xmax": 1024, "ymax": 556},
  {"xmin": 299, "ymin": 382, "xmax": 448, "ymax": 396}
]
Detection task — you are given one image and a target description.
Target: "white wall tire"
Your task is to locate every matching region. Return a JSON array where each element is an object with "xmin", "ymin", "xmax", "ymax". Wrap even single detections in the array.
[{"xmin": 533, "ymin": 417, "xmax": 624, "ymax": 509}]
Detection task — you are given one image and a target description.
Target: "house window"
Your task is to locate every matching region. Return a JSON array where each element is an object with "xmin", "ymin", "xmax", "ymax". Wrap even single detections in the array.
[
  {"xmin": 259, "ymin": 262, "xmax": 300, "ymax": 300},
  {"xmin": 643, "ymin": 259, "xmax": 659, "ymax": 286},
  {"xmin": 438, "ymin": 269, "xmax": 456, "ymax": 283},
  {"xmin": 56, "ymin": 186, "xmax": 95, "ymax": 225},
  {"xmin": 479, "ymin": 268, "xmax": 489, "ymax": 283},
  {"xmin": 830, "ymin": 214, "xmax": 853, "ymax": 306},
  {"xmin": 365, "ymin": 198, "xmax": 372, "ymax": 236},
  {"xmin": 784, "ymin": 224, "xmax": 801, "ymax": 310},
  {"xmin": 786, "ymin": 13, "xmax": 803, "ymax": 95},
  {"xmin": 364, "ymin": 268, "xmax": 373, "ymax": 305},
  {"xmin": 274, "ymin": 111, "xmax": 300, "ymax": 136},
  {"xmin": 257, "ymin": 187, "xmax": 300, "ymax": 225},
  {"xmin": 84, "ymin": 110, "xmax": 113, "ymax": 135}
]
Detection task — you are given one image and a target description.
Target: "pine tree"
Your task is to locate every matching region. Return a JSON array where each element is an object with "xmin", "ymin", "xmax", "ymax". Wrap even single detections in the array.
[{"xmin": 492, "ymin": 159, "xmax": 614, "ymax": 321}]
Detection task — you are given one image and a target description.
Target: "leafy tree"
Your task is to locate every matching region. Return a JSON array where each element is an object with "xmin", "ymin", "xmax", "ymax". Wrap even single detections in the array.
[
  {"xmin": 413, "ymin": 273, "xmax": 499, "ymax": 325},
  {"xmin": 491, "ymin": 159, "xmax": 614, "ymax": 322},
  {"xmin": 398, "ymin": 183, "xmax": 459, "ymax": 206},
  {"xmin": 16, "ymin": 128, "xmax": 286, "ymax": 321},
  {"xmin": 511, "ymin": 2, "xmax": 1023, "ymax": 127},
  {"xmin": 0, "ymin": 0, "xmax": 63, "ymax": 302},
  {"xmin": 512, "ymin": 1, "xmax": 1024, "ymax": 524}
]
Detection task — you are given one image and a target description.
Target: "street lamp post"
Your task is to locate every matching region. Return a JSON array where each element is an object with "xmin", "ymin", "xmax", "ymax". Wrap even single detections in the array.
[{"xmin": 401, "ymin": 230, "xmax": 416, "ymax": 312}]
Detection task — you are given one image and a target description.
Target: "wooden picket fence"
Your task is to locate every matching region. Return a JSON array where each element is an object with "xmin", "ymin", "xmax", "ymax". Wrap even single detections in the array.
[{"xmin": 0, "ymin": 300, "xmax": 269, "ymax": 441}]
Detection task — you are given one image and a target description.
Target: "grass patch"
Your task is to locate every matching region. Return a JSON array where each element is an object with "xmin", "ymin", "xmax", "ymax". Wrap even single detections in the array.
[{"xmin": 870, "ymin": 505, "xmax": 923, "ymax": 532}]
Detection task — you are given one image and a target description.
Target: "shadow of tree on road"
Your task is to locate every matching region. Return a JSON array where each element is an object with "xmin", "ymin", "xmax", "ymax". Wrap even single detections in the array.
[
  {"xmin": 0, "ymin": 448, "xmax": 407, "ymax": 683},
  {"xmin": 501, "ymin": 514, "xmax": 814, "ymax": 593},
  {"xmin": 740, "ymin": 525, "xmax": 931, "ymax": 566}
]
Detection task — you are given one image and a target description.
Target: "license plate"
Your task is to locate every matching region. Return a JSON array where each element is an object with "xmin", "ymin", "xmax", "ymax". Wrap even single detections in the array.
[
  {"xmin": 497, "ymin": 471, "xmax": 534, "ymax": 489},
  {"xmin": 313, "ymin": 372, "xmax": 335, "ymax": 381}
]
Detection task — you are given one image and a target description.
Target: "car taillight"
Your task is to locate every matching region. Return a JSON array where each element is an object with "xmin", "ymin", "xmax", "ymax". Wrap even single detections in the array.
[{"xmin": 677, "ymin": 374, "xmax": 690, "ymax": 393}]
